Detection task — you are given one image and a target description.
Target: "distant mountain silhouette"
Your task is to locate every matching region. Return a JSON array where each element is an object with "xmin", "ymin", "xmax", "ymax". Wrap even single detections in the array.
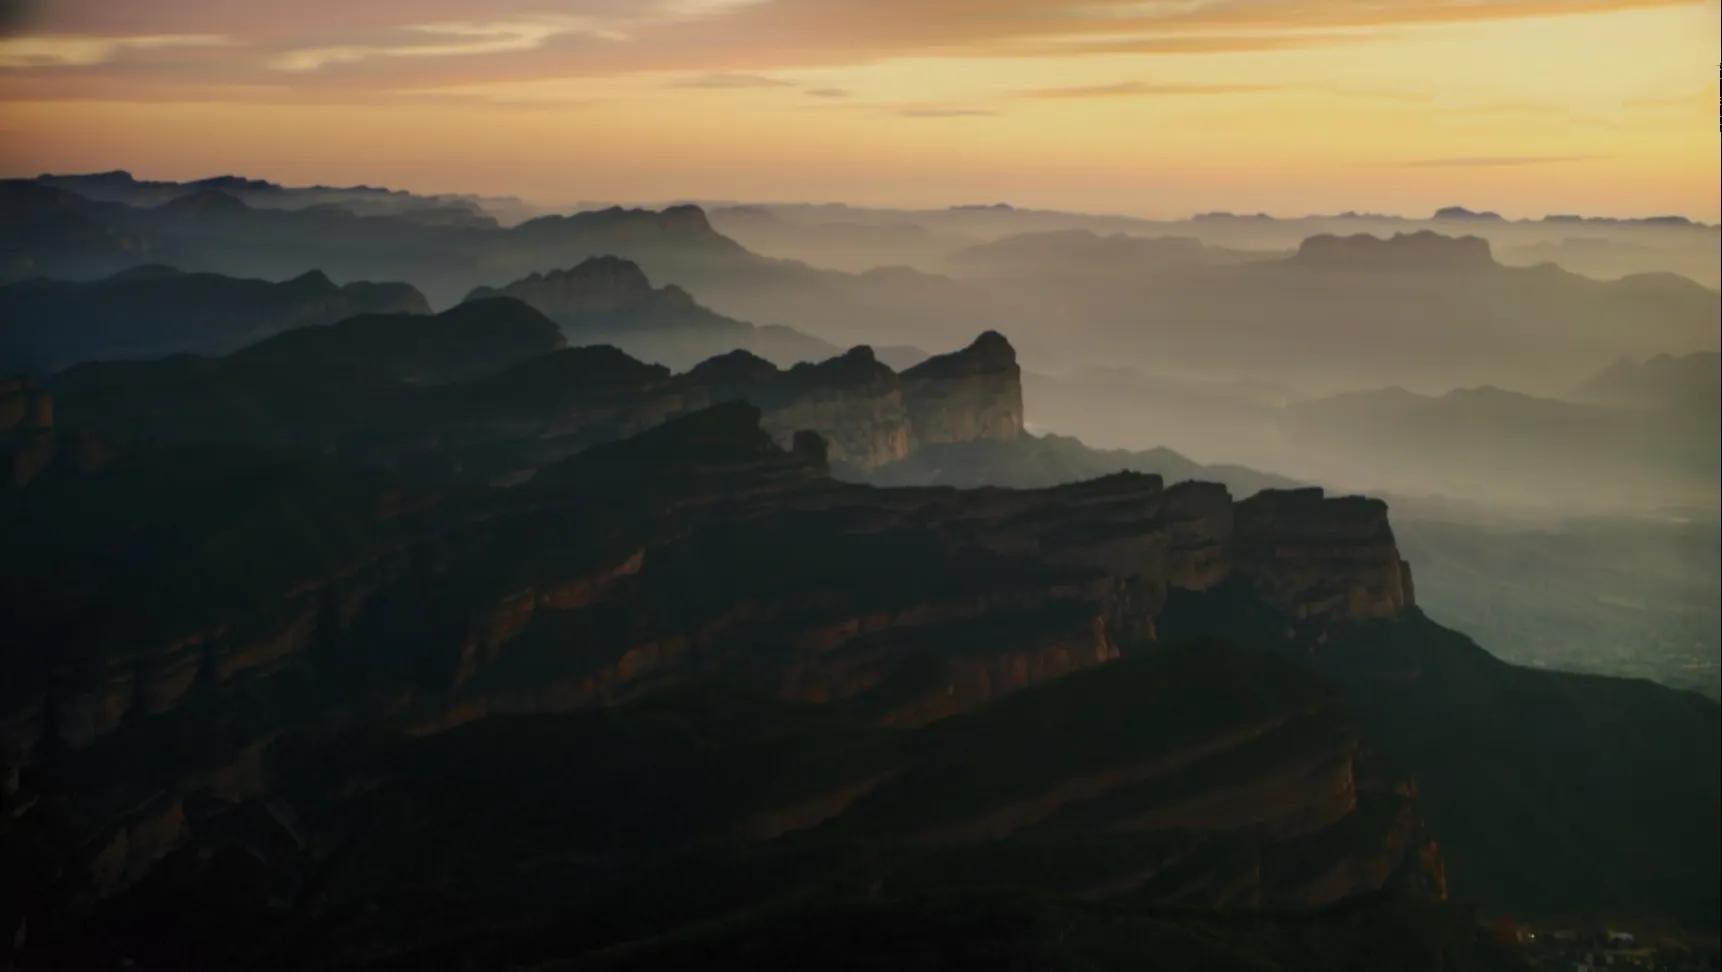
[
  {"xmin": 466, "ymin": 256, "xmax": 837, "ymax": 369},
  {"xmin": 1289, "ymin": 230, "xmax": 1496, "ymax": 271},
  {"xmin": 1282, "ymin": 382, "xmax": 1719, "ymax": 508},
  {"xmin": 1573, "ymin": 351, "xmax": 1721, "ymax": 410},
  {"xmin": 949, "ymin": 229, "xmax": 1266, "ymax": 277},
  {"xmin": 0, "ymin": 265, "xmax": 427, "ymax": 374},
  {"xmin": 229, "ymin": 296, "xmax": 564, "ymax": 384},
  {"xmin": 35, "ymin": 169, "xmax": 530, "ymax": 225},
  {"xmin": 863, "ymin": 430, "xmax": 1300, "ymax": 498},
  {"xmin": 1433, "ymin": 206, "xmax": 1504, "ymax": 222},
  {"xmin": 15, "ymin": 177, "xmax": 1712, "ymax": 390}
]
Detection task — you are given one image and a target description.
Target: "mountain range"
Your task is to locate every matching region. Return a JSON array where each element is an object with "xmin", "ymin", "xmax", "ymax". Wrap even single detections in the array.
[
  {"xmin": 465, "ymin": 255, "xmax": 837, "ymax": 369},
  {"xmin": 12, "ymin": 174, "xmax": 1713, "ymax": 396},
  {"xmin": 2, "ymin": 171, "xmax": 1717, "ymax": 968}
]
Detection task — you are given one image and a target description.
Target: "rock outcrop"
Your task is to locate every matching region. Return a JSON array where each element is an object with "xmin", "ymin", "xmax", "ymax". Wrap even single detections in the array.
[
  {"xmin": 1234, "ymin": 487, "xmax": 1415, "ymax": 621},
  {"xmin": 900, "ymin": 330, "xmax": 1023, "ymax": 448}
]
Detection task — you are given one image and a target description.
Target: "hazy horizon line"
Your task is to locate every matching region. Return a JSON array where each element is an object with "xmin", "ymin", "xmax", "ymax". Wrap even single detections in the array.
[{"xmin": 12, "ymin": 165, "xmax": 1720, "ymax": 228}]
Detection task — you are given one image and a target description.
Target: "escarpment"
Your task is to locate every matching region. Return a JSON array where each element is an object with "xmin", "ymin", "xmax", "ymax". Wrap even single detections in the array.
[
  {"xmin": 1, "ymin": 402, "xmax": 1440, "ymax": 964},
  {"xmin": 49, "ymin": 313, "xmax": 1027, "ymax": 473},
  {"xmin": 0, "ymin": 402, "xmax": 1416, "ymax": 776},
  {"xmin": 1234, "ymin": 487, "xmax": 1414, "ymax": 621}
]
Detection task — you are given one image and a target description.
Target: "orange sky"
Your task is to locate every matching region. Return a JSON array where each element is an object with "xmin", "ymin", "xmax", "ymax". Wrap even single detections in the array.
[{"xmin": 1, "ymin": 0, "xmax": 1717, "ymax": 219}]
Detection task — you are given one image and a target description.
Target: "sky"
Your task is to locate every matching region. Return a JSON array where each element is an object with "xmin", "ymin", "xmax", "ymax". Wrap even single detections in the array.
[{"xmin": 0, "ymin": 0, "xmax": 1717, "ymax": 220}]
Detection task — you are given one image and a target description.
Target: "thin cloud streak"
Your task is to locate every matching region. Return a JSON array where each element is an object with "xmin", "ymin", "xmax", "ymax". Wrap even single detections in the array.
[
  {"xmin": 671, "ymin": 71, "xmax": 794, "ymax": 88},
  {"xmin": 896, "ymin": 106, "xmax": 995, "ymax": 117},
  {"xmin": 269, "ymin": 18, "xmax": 620, "ymax": 73},
  {"xmin": 0, "ymin": 33, "xmax": 228, "ymax": 69},
  {"xmin": 1393, "ymin": 155, "xmax": 1605, "ymax": 167},
  {"xmin": 1012, "ymin": 80, "xmax": 1280, "ymax": 99}
]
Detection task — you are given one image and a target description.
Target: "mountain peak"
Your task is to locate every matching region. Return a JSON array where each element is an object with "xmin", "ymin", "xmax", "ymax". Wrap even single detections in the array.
[
  {"xmin": 660, "ymin": 203, "xmax": 713, "ymax": 230},
  {"xmin": 285, "ymin": 269, "xmax": 336, "ymax": 291},
  {"xmin": 1291, "ymin": 230, "xmax": 1495, "ymax": 271},
  {"xmin": 158, "ymin": 188, "xmax": 250, "ymax": 216},
  {"xmin": 1433, "ymin": 205, "xmax": 1503, "ymax": 221},
  {"xmin": 564, "ymin": 254, "xmax": 655, "ymax": 293},
  {"xmin": 902, "ymin": 330, "xmax": 1018, "ymax": 381},
  {"xmin": 465, "ymin": 256, "xmax": 657, "ymax": 314}
]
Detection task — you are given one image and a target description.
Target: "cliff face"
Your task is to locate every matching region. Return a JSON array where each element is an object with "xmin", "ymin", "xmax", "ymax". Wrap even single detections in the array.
[
  {"xmin": 1, "ymin": 404, "xmax": 1413, "ymax": 770},
  {"xmin": 50, "ymin": 322, "xmax": 1026, "ymax": 474},
  {"xmin": 0, "ymin": 403, "xmax": 1439, "ymax": 966},
  {"xmin": 1234, "ymin": 487, "xmax": 1415, "ymax": 621},
  {"xmin": 900, "ymin": 329, "xmax": 1024, "ymax": 448},
  {"xmin": 757, "ymin": 346, "xmax": 913, "ymax": 468}
]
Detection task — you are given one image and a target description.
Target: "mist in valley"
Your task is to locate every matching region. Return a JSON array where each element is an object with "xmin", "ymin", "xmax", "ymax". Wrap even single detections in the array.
[{"xmin": 6, "ymin": 174, "xmax": 1718, "ymax": 703}]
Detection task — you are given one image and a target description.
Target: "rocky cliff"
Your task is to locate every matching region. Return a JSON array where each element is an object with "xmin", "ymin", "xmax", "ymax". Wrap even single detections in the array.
[
  {"xmin": 0, "ymin": 402, "xmax": 1413, "ymax": 769},
  {"xmin": 1234, "ymin": 487, "xmax": 1415, "ymax": 621},
  {"xmin": 900, "ymin": 329, "xmax": 1024, "ymax": 447},
  {"xmin": 0, "ymin": 401, "xmax": 1445, "ymax": 967},
  {"xmin": 49, "ymin": 316, "xmax": 1026, "ymax": 474}
]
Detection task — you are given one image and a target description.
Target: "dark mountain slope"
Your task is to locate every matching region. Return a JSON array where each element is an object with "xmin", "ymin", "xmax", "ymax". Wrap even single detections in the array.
[
  {"xmin": 1160, "ymin": 589, "xmax": 1721, "ymax": 929},
  {"xmin": 50, "ymin": 327, "xmax": 1021, "ymax": 476},
  {"xmin": 0, "ymin": 266, "xmax": 429, "ymax": 374}
]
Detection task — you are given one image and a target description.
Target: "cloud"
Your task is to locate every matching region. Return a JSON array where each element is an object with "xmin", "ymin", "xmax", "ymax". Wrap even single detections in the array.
[
  {"xmin": 1392, "ymin": 155, "xmax": 1604, "ymax": 167},
  {"xmin": 660, "ymin": 0, "xmax": 770, "ymax": 16},
  {"xmin": 804, "ymin": 87, "xmax": 851, "ymax": 98},
  {"xmin": 671, "ymin": 71, "xmax": 793, "ymax": 88},
  {"xmin": 897, "ymin": 106, "xmax": 995, "ymax": 117},
  {"xmin": 269, "ymin": 17, "xmax": 623, "ymax": 73},
  {"xmin": 995, "ymin": 30, "xmax": 1382, "ymax": 57},
  {"xmin": 0, "ymin": 32, "xmax": 227, "ymax": 68},
  {"xmin": 1012, "ymin": 80, "xmax": 1279, "ymax": 99},
  {"xmin": 0, "ymin": 0, "xmax": 1703, "ymax": 95}
]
